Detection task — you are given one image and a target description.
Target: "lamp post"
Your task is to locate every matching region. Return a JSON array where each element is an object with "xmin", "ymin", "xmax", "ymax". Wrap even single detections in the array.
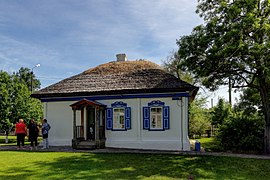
[{"xmin": 31, "ymin": 64, "xmax": 40, "ymax": 92}]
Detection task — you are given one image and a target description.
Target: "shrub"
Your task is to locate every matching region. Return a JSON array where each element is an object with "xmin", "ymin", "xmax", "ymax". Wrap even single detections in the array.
[{"xmin": 216, "ymin": 113, "xmax": 264, "ymax": 153}]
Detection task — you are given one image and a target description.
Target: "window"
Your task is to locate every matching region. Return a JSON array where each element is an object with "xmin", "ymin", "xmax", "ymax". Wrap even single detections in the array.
[
  {"xmin": 143, "ymin": 100, "xmax": 170, "ymax": 131},
  {"xmin": 113, "ymin": 108, "xmax": 125, "ymax": 129},
  {"xmin": 150, "ymin": 107, "xmax": 162, "ymax": 129},
  {"xmin": 106, "ymin": 101, "xmax": 131, "ymax": 131}
]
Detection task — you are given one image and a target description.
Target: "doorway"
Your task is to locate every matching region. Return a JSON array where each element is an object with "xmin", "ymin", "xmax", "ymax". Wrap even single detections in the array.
[{"xmin": 86, "ymin": 107, "xmax": 95, "ymax": 141}]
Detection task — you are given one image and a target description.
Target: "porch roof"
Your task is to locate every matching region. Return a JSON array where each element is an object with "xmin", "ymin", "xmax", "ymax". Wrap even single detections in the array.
[{"xmin": 70, "ymin": 99, "xmax": 106, "ymax": 110}]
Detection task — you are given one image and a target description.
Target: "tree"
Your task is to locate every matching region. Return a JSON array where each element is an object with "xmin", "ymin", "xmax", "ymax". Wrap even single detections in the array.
[
  {"xmin": 211, "ymin": 98, "xmax": 231, "ymax": 127},
  {"xmin": 163, "ymin": 51, "xmax": 196, "ymax": 84},
  {"xmin": 234, "ymin": 87, "xmax": 263, "ymax": 115},
  {"xmin": 15, "ymin": 67, "xmax": 41, "ymax": 92},
  {"xmin": 163, "ymin": 51, "xmax": 212, "ymax": 138},
  {"xmin": 177, "ymin": 0, "xmax": 270, "ymax": 153},
  {"xmin": 0, "ymin": 71, "xmax": 13, "ymax": 142},
  {"xmin": 189, "ymin": 95, "xmax": 211, "ymax": 138},
  {"xmin": 9, "ymin": 75, "xmax": 42, "ymax": 123},
  {"xmin": 0, "ymin": 69, "xmax": 43, "ymax": 142}
]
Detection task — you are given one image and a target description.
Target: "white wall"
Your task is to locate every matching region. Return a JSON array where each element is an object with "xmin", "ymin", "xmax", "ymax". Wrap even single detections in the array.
[
  {"xmin": 43, "ymin": 101, "xmax": 73, "ymax": 146},
  {"xmin": 101, "ymin": 97, "xmax": 190, "ymax": 151},
  {"xmin": 43, "ymin": 96, "xmax": 190, "ymax": 150}
]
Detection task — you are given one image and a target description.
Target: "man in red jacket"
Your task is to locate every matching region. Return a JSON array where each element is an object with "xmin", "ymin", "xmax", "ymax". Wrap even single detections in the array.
[{"xmin": 15, "ymin": 119, "xmax": 27, "ymax": 149}]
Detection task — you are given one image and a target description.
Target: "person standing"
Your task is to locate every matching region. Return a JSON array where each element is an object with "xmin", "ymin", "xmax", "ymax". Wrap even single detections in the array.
[
  {"xmin": 41, "ymin": 119, "xmax": 51, "ymax": 149},
  {"xmin": 27, "ymin": 119, "xmax": 39, "ymax": 150},
  {"xmin": 15, "ymin": 119, "xmax": 27, "ymax": 149}
]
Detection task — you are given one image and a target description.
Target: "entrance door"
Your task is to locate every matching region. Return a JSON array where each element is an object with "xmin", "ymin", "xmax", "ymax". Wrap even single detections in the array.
[{"xmin": 86, "ymin": 107, "xmax": 95, "ymax": 141}]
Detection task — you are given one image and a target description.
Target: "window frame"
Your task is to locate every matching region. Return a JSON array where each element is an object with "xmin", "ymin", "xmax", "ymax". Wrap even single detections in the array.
[
  {"xmin": 143, "ymin": 100, "xmax": 170, "ymax": 131},
  {"xmin": 150, "ymin": 107, "xmax": 163, "ymax": 130},
  {"xmin": 113, "ymin": 108, "xmax": 125, "ymax": 130},
  {"xmin": 106, "ymin": 101, "xmax": 131, "ymax": 131}
]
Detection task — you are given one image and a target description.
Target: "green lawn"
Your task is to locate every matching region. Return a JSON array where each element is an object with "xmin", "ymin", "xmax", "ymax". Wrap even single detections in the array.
[
  {"xmin": 0, "ymin": 151, "xmax": 270, "ymax": 180},
  {"xmin": 199, "ymin": 137, "xmax": 221, "ymax": 152},
  {"xmin": 0, "ymin": 135, "xmax": 16, "ymax": 143},
  {"xmin": 0, "ymin": 135, "xmax": 42, "ymax": 146}
]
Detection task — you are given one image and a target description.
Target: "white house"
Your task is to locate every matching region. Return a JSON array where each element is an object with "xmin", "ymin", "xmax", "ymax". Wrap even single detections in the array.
[{"xmin": 32, "ymin": 54, "xmax": 198, "ymax": 151}]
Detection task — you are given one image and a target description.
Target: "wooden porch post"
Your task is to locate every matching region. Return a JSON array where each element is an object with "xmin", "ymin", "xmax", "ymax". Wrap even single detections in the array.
[
  {"xmin": 81, "ymin": 108, "xmax": 84, "ymax": 138},
  {"xmin": 95, "ymin": 107, "xmax": 100, "ymax": 148},
  {"xmin": 71, "ymin": 108, "xmax": 77, "ymax": 149},
  {"xmin": 73, "ymin": 108, "xmax": 77, "ymax": 139}
]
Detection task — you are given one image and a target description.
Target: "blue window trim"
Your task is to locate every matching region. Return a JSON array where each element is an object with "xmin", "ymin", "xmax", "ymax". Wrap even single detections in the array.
[
  {"xmin": 163, "ymin": 106, "xmax": 170, "ymax": 130},
  {"xmin": 111, "ymin": 101, "xmax": 127, "ymax": 108},
  {"xmin": 106, "ymin": 108, "xmax": 113, "ymax": 130},
  {"xmin": 40, "ymin": 92, "xmax": 189, "ymax": 102},
  {"xmin": 148, "ymin": 100, "xmax": 165, "ymax": 107},
  {"xmin": 143, "ymin": 100, "xmax": 170, "ymax": 131},
  {"xmin": 125, "ymin": 107, "xmax": 131, "ymax": 130},
  {"xmin": 106, "ymin": 101, "xmax": 131, "ymax": 131},
  {"xmin": 143, "ymin": 107, "xmax": 150, "ymax": 129}
]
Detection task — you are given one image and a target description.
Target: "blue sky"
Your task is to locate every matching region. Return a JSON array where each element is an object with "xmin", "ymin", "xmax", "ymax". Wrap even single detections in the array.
[{"xmin": 0, "ymin": 0, "xmax": 238, "ymax": 106}]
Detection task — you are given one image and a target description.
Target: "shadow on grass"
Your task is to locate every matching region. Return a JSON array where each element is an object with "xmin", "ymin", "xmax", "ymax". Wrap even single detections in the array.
[{"xmin": 1, "ymin": 152, "xmax": 270, "ymax": 179}]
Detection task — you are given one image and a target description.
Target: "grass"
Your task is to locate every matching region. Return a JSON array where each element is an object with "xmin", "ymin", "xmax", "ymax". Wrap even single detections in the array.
[
  {"xmin": 0, "ymin": 135, "xmax": 42, "ymax": 146},
  {"xmin": 198, "ymin": 137, "xmax": 221, "ymax": 152},
  {"xmin": 0, "ymin": 151, "xmax": 270, "ymax": 179}
]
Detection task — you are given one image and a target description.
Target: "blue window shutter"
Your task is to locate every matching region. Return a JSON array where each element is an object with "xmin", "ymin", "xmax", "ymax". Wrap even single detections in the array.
[
  {"xmin": 125, "ymin": 107, "xmax": 131, "ymax": 130},
  {"xmin": 143, "ymin": 107, "xmax": 150, "ymax": 130},
  {"xmin": 106, "ymin": 108, "xmax": 113, "ymax": 130},
  {"xmin": 163, "ymin": 106, "xmax": 170, "ymax": 130}
]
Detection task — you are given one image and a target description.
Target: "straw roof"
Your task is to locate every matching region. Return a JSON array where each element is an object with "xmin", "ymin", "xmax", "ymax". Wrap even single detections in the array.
[
  {"xmin": 31, "ymin": 60, "xmax": 198, "ymax": 98},
  {"xmin": 83, "ymin": 60, "xmax": 161, "ymax": 75}
]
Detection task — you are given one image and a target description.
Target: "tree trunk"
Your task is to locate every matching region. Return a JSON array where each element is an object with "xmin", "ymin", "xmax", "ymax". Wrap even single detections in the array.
[
  {"xmin": 263, "ymin": 109, "xmax": 270, "ymax": 154},
  {"xmin": 265, "ymin": 125, "xmax": 270, "ymax": 154},
  {"xmin": 259, "ymin": 83, "xmax": 270, "ymax": 154}
]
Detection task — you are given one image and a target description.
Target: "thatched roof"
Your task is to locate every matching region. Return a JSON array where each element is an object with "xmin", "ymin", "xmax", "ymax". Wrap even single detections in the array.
[
  {"xmin": 31, "ymin": 60, "xmax": 198, "ymax": 98},
  {"xmin": 83, "ymin": 60, "xmax": 161, "ymax": 75}
]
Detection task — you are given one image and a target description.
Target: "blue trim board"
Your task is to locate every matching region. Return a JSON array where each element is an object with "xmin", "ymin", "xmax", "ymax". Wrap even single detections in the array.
[
  {"xmin": 148, "ymin": 100, "xmax": 165, "ymax": 107},
  {"xmin": 40, "ymin": 92, "xmax": 190, "ymax": 102},
  {"xmin": 111, "ymin": 101, "xmax": 127, "ymax": 108}
]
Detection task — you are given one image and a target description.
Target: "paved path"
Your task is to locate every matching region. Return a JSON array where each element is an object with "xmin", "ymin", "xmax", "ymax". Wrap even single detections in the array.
[{"xmin": 1, "ymin": 145, "xmax": 270, "ymax": 160}]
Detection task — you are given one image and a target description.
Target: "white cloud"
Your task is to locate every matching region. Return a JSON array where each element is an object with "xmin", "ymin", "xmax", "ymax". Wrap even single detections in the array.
[
  {"xmin": 0, "ymin": 0, "xmax": 203, "ymax": 87},
  {"xmin": 0, "ymin": 35, "xmax": 84, "ymax": 75},
  {"xmin": 126, "ymin": 1, "xmax": 201, "ymax": 42}
]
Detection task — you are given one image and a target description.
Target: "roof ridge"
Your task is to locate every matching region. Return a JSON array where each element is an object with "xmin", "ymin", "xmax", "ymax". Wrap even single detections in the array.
[{"xmin": 82, "ymin": 60, "xmax": 161, "ymax": 75}]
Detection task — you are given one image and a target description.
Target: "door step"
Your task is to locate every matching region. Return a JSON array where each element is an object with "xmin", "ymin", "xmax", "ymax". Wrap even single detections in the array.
[{"xmin": 73, "ymin": 140, "xmax": 96, "ymax": 150}]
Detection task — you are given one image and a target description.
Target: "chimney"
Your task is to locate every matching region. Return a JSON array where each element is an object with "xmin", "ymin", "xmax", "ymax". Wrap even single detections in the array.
[{"xmin": 116, "ymin": 53, "xmax": 127, "ymax": 62}]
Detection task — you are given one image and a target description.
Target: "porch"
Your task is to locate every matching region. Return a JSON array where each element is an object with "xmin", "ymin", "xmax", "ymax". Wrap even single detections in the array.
[{"xmin": 70, "ymin": 99, "xmax": 106, "ymax": 149}]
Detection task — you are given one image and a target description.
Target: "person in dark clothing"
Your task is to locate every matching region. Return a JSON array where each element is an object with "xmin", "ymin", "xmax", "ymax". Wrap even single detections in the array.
[{"xmin": 28, "ymin": 119, "xmax": 39, "ymax": 150}]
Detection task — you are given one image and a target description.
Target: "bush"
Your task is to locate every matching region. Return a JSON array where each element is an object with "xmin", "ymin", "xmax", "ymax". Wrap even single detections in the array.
[{"xmin": 216, "ymin": 113, "xmax": 264, "ymax": 153}]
